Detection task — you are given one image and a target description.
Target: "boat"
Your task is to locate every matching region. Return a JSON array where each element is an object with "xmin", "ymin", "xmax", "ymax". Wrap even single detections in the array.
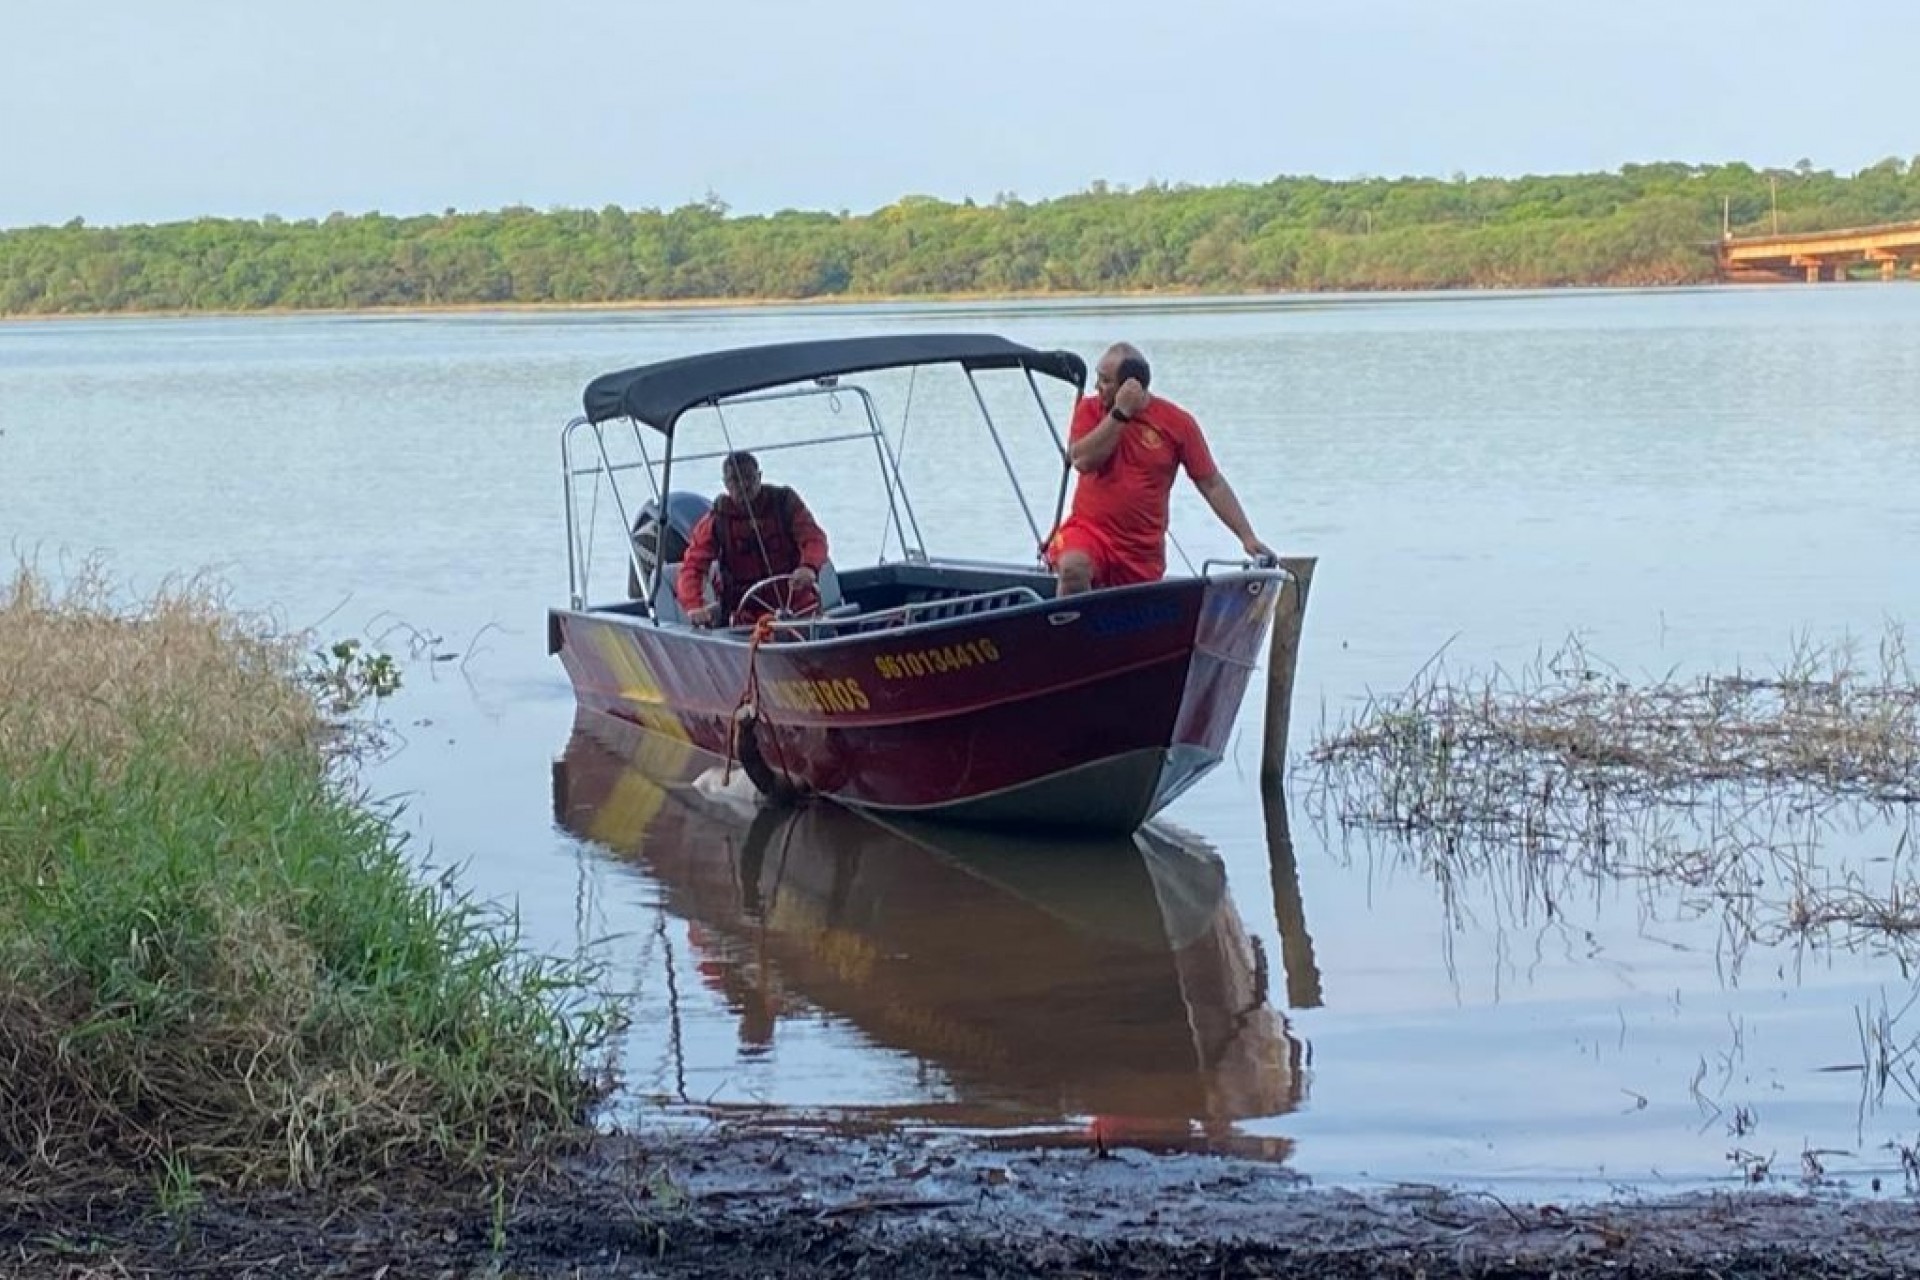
[
  {"xmin": 553, "ymin": 707, "xmax": 1306, "ymax": 1146},
  {"xmin": 548, "ymin": 333, "xmax": 1314, "ymax": 835}
]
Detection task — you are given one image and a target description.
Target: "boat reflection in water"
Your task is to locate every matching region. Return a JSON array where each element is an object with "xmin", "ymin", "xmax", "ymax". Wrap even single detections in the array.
[{"xmin": 554, "ymin": 709, "xmax": 1308, "ymax": 1157}]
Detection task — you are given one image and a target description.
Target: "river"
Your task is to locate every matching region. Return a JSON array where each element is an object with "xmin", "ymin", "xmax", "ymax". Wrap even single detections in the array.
[{"xmin": 5, "ymin": 284, "xmax": 1918, "ymax": 1199}]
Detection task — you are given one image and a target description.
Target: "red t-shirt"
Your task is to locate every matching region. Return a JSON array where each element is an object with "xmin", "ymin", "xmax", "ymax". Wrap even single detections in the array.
[{"xmin": 1064, "ymin": 393, "xmax": 1218, "ymax": 568}]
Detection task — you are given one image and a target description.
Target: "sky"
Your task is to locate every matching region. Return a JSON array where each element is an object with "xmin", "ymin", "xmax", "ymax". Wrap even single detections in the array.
[{"xmin": 2, "ymin": 0, "xmax": 1914, "ymax": 231}]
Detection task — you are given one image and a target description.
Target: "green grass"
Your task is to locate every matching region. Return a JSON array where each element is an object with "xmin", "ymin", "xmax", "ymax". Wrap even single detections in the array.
[{"xmin": 0, "ymin": 566, "xmax": 608, "ymax": 1192}]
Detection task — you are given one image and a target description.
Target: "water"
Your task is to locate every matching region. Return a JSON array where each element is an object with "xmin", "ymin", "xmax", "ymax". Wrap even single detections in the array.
[{"xmin": 6, "ymin": 286, "xmax": 1920, "ymax": 1200}]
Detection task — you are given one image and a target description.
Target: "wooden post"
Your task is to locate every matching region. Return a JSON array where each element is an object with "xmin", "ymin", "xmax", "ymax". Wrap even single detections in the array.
[{"xmin": 1259, "ymin": 557, "xmax": 1316, "ymax": 787}]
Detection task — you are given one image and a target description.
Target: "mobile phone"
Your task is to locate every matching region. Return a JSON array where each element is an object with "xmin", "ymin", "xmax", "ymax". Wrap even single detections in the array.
[{"xmin": 1116, "ymin": 356, "xmax": 1152, "ymax": 389}]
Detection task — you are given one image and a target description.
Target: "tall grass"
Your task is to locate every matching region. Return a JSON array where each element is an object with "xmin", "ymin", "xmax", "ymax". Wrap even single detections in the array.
[{"xmin": 0, "ymin": 566, "xmax": 607, "ymax": 1192}]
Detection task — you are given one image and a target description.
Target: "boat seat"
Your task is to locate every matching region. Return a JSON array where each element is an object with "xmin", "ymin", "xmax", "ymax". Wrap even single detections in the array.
[{"xmin": 815, "ymin": 560, "xmax": 843, "ymax": 612}]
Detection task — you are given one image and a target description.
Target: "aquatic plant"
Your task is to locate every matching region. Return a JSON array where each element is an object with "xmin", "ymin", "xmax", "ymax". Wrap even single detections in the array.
[{"xmin": 1304, "ymin": 631, "xmax": 1920, "ymax": 958}]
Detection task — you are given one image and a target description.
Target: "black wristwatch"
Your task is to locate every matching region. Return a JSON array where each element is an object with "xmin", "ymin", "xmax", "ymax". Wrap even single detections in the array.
[{"xmin": 1111, "ymin": 407, "xmax": 1132, "ymax": 423}]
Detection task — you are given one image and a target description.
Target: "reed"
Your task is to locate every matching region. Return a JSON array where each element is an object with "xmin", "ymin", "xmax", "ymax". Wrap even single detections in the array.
[
  {"xmin": 0, "ymin": 565, "xmax": 607, "ymax": 1195},
  {"xmin": 1305, "ymin": 632, "xmax": 1920, "ymax": 954},
  {"xmin": 1313, "ymin": 632, "xmax": 1920, "ymax": 812}
]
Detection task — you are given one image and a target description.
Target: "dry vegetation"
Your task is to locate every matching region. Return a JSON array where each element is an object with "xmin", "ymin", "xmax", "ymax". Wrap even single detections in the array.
[
  {"xmin": 0, "ymin": 565, "xmax": 606, "ymax": 1203},
  {"xmin": 0, "ymin": 564, "xmax": 320, "ymax": 772},
  {"xmin": 1304, "ymin": 631, "xmax": 1920, "ymax": 956}
]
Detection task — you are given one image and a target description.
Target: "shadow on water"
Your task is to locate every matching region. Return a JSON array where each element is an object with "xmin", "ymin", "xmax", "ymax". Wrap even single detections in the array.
[{"xmin": 552, "ymin": 708, "xmax": 1309, "ymax": 1159}]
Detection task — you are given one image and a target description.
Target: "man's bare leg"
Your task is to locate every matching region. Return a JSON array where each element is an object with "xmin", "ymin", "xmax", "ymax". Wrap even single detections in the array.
[{"xmin": 1055, "ymin": 550, "xmax": 1095, "ymax": 597}]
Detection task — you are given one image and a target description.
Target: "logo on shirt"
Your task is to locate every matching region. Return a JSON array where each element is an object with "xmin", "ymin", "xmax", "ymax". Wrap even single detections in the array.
[{"xmin": 1138, "ymin": 426, "xmax": 1164, "ymax": 450}]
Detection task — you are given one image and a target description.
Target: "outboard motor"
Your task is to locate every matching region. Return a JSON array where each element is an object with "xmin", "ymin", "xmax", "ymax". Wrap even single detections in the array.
[{"xmin": 628, "ymin": 491, "xmax": 713, "ymax": 600}]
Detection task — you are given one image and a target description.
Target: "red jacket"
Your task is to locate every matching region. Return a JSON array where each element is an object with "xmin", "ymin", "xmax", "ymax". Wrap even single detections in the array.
[{"xmin": 675, "ymin": 485, "xmax": 829, "ymax": 619}]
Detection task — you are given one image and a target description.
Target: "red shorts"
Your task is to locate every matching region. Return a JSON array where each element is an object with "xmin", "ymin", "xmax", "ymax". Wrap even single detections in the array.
[{"xmin": 1045, "ymin": 518, "xmax": 1163, "ymax": 588}]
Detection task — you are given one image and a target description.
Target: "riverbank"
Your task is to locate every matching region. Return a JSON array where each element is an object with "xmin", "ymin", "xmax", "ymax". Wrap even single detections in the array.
[
  {"xmin": 10, "ymin": 1125, "xmax": 1920, "ymax": 1278},
  {"xmin": 16, "ymin": 162, "xmax": 1867, "ymax": 315},
  {"xmin": 0, "ymin": 279, "xmax": 1690, "ymax": 326},
  {"xmin": 0, "ymin": 566, "xmax": 606, "ymax": 1202},
  {"xmin": 12, "ymin": 567, "xmax": 1920, "ymax": 1278}
]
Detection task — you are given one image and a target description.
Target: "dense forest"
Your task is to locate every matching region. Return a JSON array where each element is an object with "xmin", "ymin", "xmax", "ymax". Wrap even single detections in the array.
[{"xmin": 5, "ymin": 160, "xmax": 1920, "ymax": 316}]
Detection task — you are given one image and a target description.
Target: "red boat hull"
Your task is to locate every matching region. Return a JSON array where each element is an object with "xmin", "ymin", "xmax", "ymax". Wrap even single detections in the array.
[{"xmin": 550, "ymin": 568, "xmax": 1305, "ymax": 834}]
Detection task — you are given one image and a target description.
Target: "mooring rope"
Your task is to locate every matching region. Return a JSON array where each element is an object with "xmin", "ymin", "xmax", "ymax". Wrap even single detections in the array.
[{"xmin": 723, "ymin": 616, "xmax": 779, "ymax": 787}]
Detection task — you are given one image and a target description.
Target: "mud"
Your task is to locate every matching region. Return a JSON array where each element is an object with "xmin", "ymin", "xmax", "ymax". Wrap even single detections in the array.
[{"xmin": 10, "ymin": 1125, "xmax": 1920, "ymax": 1278}]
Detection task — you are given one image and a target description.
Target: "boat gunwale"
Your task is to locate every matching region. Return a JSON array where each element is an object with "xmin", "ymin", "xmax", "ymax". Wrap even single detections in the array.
[{"xmin": 553, "ymin": 564, "xmax": 1295, "ymax": 658}]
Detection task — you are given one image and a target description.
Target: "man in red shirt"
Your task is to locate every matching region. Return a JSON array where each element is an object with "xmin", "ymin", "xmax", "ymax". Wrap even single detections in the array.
[
  {"xmin": 676, "ymin": 451, "xmax": 830, "ymax": 626},
  {"xmin": 1046, "ymin": 343, "xmax": 1273, "ymax": 595}
]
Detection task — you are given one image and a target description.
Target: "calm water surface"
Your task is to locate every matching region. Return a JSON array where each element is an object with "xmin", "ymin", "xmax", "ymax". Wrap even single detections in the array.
[{"xmin": 5, "ymin": 287, "xmax": 1920, "ymax": 1200}]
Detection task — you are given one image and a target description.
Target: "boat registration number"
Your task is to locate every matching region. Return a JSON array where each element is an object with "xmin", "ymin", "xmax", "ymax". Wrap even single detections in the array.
[{"xmin": 874, "ymin": 639, "xmax": 1001, "ymax": 681}]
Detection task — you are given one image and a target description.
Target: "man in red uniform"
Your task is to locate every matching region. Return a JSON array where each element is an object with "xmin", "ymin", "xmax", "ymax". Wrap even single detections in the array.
[
  {"xmin": 676, "ymin": 451, "xmax": 831, "ymax": 626},
  {"xmin": 1047, "ymin": 343, "xmax": 1273, "ymax": 595}
]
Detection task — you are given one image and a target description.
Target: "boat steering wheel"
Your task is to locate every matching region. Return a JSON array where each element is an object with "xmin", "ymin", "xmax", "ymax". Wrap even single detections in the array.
[{"xmin": 732, "ymin": 573, "xmax": 823, "ymax": 626}]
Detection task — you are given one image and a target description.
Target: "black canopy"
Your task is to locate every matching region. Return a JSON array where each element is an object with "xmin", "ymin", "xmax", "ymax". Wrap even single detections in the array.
[{"xmin": 582, "ymin": 333, "xmax": 1087, "ymax": 432}]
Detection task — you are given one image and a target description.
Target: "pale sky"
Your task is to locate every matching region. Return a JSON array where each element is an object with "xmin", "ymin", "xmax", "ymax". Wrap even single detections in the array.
[{"xmin": 2, "ymin": 0, "xmax": 1912, "ymax": 231}]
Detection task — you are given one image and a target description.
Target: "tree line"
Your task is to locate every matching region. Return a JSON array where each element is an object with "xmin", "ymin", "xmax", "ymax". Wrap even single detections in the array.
[{"xmin": 5, "ymin": 159, "xmax": 1920, "ymax": 316}]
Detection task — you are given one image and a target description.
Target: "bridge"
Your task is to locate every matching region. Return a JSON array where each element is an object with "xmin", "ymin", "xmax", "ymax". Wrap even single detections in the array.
[{"xmin": 1719, "ymin": 219, "xmax": 1920, "ymax": 282}]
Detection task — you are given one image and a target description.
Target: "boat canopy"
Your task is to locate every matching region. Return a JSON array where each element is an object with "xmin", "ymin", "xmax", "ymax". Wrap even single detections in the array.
[{"xmin": 582, "ymin": 333, "xmax": 1087, "ymax": 433}]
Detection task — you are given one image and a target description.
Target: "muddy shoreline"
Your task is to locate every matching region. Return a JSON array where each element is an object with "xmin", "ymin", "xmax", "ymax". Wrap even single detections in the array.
[{"xmin": 10, "ymin": 1127, "xmax": 1920, "ymax": 1278}]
